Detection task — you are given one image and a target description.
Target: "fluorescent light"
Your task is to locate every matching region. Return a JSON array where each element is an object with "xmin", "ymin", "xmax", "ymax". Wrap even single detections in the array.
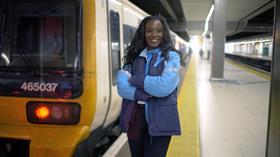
[{"xmin": 202, "ymin": 4, "xmax": 214, "ymax": 36}]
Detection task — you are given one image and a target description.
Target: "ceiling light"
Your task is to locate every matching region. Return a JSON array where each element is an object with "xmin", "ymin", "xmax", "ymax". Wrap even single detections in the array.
[{"xmin": 202, "ymin": 4, "xmax": 214, "ymax": 36}]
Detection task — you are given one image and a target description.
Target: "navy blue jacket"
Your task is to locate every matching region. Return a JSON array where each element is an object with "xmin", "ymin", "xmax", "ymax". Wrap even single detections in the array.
[{"xmin": 117, "ymin": 48, "xmax": 181, "ymax": 136}]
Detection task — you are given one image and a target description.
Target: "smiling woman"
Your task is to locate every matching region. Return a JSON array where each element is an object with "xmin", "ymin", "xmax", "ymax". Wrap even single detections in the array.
[{"xmin": 117, "ymin": 14, "xmax": 182, "ymax": 157}]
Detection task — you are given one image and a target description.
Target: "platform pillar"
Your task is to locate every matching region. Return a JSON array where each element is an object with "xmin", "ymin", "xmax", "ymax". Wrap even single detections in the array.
[
  {"xmin": 266, "ymin": 0, "xmax": 280, "ymax": 156},
  {"xmin": 210, "ymin": 0, "xmax": 226, "ymax": 79}
]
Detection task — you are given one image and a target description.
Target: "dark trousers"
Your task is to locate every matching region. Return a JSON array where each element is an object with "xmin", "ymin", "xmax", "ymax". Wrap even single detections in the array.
[{"xmin": 127, "ymin": 105, "xmax": 171, "ymax": 157}]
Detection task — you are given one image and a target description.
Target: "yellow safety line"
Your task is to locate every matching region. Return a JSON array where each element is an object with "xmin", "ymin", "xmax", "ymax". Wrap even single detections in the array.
[
  {"xmin": 167, "ymin": 55, "xmax": 200, "ymax": 157},
  {"xmin": 226, "ymin": 59, "xmax": 271, "ymax": 81}
]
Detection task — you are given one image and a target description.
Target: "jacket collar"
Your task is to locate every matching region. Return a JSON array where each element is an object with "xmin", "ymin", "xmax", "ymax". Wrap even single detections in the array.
[{"xmin": 139, "ymin": 48, "xmax": 161, "ymax": 60}]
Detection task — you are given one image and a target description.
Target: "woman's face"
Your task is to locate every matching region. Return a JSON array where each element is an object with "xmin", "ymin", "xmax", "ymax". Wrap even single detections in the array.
[{"xmin": 145, "ymin": 19, "xmax": 163, "ymax": 50}]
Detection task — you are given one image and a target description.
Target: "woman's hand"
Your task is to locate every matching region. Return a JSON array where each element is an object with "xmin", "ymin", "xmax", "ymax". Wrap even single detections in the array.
[{"xmin": 119, "ymin": 69, "xmax": 131, "ymax": 78}]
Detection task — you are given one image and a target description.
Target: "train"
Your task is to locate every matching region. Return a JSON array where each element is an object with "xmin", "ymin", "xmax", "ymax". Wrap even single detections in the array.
[
  {"xmin": 225, "ymin": 36, "xmax": 273, "ymax": 57},
  {"xmin": 0, "ymin": 0, "xmax": 189, "ymax": 157},
  {"xmin": 225, "ymin": 36, "xmax": 272, "ymax": 72}
]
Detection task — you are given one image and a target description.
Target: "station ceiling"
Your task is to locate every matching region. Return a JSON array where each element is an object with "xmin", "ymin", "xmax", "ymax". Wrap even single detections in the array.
[
  {"xmin": 129, "ymin": 0, "xmax": 275, "ymax": 41},
  {"xmin": 129, "ymin": 0, "xmax": 189, "ymax": 41}
]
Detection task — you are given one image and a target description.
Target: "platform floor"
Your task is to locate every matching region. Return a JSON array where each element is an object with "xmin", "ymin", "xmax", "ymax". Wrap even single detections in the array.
[{"xmin": 197, "ymin": 54, "xmax": 270, "ymax": 157}]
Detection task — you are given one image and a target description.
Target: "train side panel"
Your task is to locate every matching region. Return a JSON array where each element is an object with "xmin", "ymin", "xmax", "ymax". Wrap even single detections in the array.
[
  {"xmin": 101, "ymin": 0, "xmax": 123, "ymax": 129},
  {"xmin": 90, "ymin": 0, "xmax": 111, "ymax": 131}
]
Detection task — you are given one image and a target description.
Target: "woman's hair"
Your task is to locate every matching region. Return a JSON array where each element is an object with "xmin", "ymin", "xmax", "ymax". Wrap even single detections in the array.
[{"xmin": 123, "ymin": 14, "xmax": 177, "ymax": 65}]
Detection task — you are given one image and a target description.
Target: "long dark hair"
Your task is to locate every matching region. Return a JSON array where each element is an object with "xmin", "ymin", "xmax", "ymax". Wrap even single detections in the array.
[{"xmin": 123, "ymin": 14, "xmax": 176, "ymax": 65}]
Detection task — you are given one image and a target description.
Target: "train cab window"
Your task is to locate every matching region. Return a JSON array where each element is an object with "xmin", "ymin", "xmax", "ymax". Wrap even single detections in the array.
[
  {"xmin": 109, "ymin": 10, "xmax": 121, "ymax": 84},
  {"xmin": 0, "ymin": 0, "xmax": 81, "ymax": 73}
]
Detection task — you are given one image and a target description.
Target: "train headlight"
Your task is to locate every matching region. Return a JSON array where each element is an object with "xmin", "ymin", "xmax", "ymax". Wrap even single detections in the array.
[
  {"xmin": 35, "ymin": 106, "xmax": 50, "ymax": 119},
  {"xmin": 27, "ymin": 102, "xmax": 80, "ymax": 125}
]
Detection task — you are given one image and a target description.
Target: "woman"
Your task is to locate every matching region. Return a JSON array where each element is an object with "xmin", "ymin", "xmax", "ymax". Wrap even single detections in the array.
[{"xmin": 117, "ymin": 14, "xmax": 181, "ymax": 157}]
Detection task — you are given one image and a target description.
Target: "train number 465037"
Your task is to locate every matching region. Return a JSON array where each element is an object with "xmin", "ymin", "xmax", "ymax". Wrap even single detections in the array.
[{"xmin": 20, "ymin": 82, "xmax": 58, "ymax": 92}]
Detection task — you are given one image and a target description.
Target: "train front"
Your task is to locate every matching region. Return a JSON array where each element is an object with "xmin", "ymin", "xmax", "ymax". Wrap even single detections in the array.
[{"xmin": 0, "ymin": 0, "xmax": 96, "ymax": 156}]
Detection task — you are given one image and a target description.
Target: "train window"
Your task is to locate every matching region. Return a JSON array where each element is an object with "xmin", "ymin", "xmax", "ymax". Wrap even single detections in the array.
[
  {"xmin": 0, "ymin": 0, "xmax": 81, "ymax": 73},
  {"xmin": 109, "ymin": 10, "xmax": 121, "ymax": 85},
  {"xmin": 171, "ymin": 34, "xmax": 176, "ymax": 46},
  {"xmin": 123, "ymin": 24, "xmax": 137, "ymax": 49}
]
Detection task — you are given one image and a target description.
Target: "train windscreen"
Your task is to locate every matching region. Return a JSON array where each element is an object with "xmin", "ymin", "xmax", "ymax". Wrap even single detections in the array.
[{"xmin": 0, "ymin": 0, "xmax": 81, "ymax": 74}]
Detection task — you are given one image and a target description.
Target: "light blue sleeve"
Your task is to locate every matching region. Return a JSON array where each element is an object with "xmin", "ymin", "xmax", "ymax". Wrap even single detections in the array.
[
  {"xmin": 116, "ymin": 70, "xmax": 136, "ymax": 100},
  {"xmin": 144, "ymin": 51, "xmax": 180, "ymax": 97}
]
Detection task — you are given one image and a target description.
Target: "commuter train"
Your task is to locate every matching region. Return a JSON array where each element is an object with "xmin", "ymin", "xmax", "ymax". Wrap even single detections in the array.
[
  {"xmin": 225, "ymin": 36, "xmax": 273, "ymax": 57},
  {"xmin": 0, "ymin": 0, "xmax": 189, "ymax": 156},
  {"xmin": 225, "ymin": 36, "xmax": 272, "ymax": 71}
]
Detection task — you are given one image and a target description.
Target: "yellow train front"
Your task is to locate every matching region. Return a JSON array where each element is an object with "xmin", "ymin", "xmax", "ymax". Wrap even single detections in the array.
[
  {"xmin": 0, "ymin": 0, "xmax": 189, "ymax": 156},
  {"xmin": 0, "ymin": 0, "xmax": 114, "ymax": 156}
]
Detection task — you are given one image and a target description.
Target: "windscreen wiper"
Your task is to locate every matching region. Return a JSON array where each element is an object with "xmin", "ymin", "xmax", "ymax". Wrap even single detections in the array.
[
  {"xmin": 0, "ymin": 0, "xmax": 7, "ymax": 54},
  {"xmin": 0, "ymin": 0, "xmax": 37, "ymax": 75},
  {"xmin": 9, "ymin": 36, "xmax": 39, "ymax": 75}
]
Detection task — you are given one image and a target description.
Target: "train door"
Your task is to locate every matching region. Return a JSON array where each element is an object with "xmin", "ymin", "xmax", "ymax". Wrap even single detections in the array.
[{"xmin": 103, "ymin": 0, "xmax": 123, "ymax": 128}]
